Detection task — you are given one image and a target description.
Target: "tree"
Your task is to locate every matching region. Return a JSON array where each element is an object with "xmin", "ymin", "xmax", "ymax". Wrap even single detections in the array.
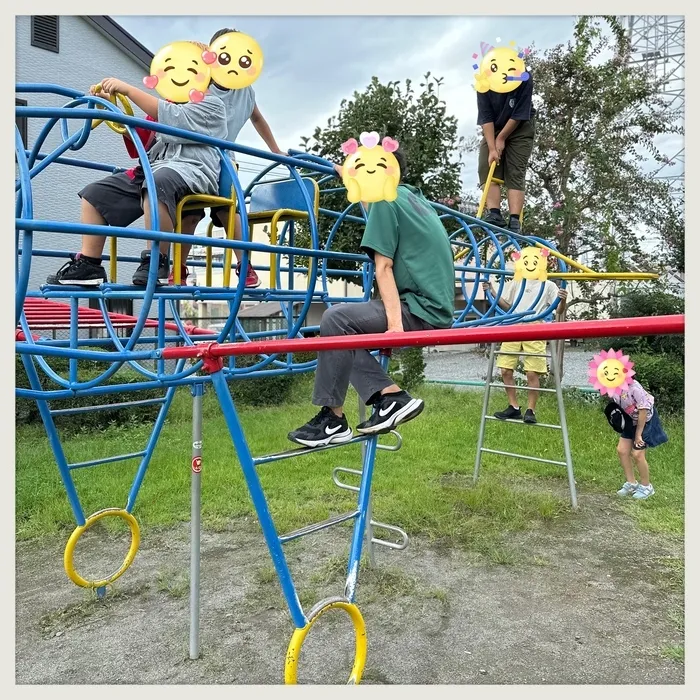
[
  {"xmin": 465, "ymin": 16, "xmax": 683, "ymax": 316},
  {"xmin": 295, "ymin": 74, "xmax": 465, "ymax": 271}
]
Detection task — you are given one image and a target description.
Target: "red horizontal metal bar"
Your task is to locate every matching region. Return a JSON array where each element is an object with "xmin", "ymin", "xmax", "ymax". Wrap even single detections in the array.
[{"xmin": 159, "ymin": 315, "xmax": 684, "ymax": 361}]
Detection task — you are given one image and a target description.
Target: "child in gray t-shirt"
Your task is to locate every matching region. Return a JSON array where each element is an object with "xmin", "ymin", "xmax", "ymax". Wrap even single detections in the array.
[
  {"xmin": 47, "ymin": 75, "xmax": 227, "ymax": 287},
  {"xmin": 177, "ymin": 28, "xmax": 286, "ymax": 289}
]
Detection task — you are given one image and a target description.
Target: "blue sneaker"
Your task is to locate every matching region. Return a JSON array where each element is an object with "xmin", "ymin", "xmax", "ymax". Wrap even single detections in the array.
[
  {"xmin": 632, "ymin": 484, "xmax": 655, "ymax": 500},
  {"xmin": 616, "ymin": 481, "xmax": 638, "ymax": 496}
]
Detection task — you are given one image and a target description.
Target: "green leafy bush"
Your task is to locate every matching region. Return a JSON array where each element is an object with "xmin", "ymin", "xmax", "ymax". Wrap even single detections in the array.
[{"xmin": 15, "ymin": 353, "xmax": 164, "ymax": 434}]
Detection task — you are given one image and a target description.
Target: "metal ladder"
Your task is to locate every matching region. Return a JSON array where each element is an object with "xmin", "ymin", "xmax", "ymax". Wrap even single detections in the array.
[{"xmin": 473, "ymin": 338, "xmax": 578, "ymax": 508}]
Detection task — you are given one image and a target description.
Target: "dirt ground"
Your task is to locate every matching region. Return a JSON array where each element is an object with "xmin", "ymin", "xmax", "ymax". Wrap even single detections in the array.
[{"xmin": 15, "ymin": 493, "xmax": 684, "ymax": 685}]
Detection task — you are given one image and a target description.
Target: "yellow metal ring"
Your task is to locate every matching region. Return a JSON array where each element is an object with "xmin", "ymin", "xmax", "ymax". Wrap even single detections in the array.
[
  {"xmin": 284, "ymin": 597, "xmax": 367, "ymax": 685},
  {"xmin": 90, "ymin": 85, "xmax": 133, "ymax": 135},
  {"xmin": 63, "ymin": 508, "xmax": 140, "ymax": 589}
]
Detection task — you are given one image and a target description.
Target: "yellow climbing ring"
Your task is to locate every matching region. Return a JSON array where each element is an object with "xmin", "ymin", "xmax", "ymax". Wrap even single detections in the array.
[
  {"xmin": 63, "ymin": 508, "xmax": 140, "ymax": 589},
  {"xmin": 90, "ymin": 85, "xmax": 133, "ymax": 135},
  {"xmin": 285, "ymin": 597, "xmax": 367, "ymax": 685}
]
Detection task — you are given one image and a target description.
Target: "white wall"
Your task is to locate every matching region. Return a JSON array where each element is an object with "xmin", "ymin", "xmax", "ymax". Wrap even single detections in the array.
[{"xmin": 16, "ymin": 16, "xmax": 149, "ymax": 294}]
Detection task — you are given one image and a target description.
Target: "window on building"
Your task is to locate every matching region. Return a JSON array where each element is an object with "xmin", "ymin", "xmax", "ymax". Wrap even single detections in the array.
[
  {"xmin": 16, "ymin": 99, "xmax": 28, "ymax": 148},
  {"xmin": 31, "ymin": 16, "xmax": 59, "ymax": 53}
]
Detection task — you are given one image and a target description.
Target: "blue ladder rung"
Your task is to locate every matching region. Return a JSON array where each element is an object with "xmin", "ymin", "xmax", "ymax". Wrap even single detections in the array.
[
  {"xmin": 279, "ymin": 510, "xmax": 359, "ymax": 543},
  {"xmin": 50, "ymin": 398, "xmax": 166, "ymax": 416},
  {"xmin": 68, "ymin": 451, "xmax": 147, "ymax": 470}
]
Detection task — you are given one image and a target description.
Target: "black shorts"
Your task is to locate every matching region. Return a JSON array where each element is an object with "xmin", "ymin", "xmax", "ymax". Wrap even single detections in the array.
[
  {"xmin": 79, "ymin": 166, "xmax": 195, "ymax": 229},
  {"xmin": 185, "ymin": 205, "xmax": 235, "ymax": 228}
]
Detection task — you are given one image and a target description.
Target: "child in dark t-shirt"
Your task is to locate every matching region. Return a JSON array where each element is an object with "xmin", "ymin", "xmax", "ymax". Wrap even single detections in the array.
[{"xmin": 476, "ymin": 76, "xmax": 535, "ymax": 233}]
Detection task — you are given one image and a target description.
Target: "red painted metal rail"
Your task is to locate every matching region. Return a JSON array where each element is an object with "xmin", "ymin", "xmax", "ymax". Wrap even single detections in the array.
[{"xmin": 160, "ymin": 315, "xmax": 684, "ymax": 361}]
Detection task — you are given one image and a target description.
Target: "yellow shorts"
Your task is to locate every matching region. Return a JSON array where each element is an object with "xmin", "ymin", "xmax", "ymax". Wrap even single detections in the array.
[{"xmin": 496, "ymin": 339, "xmax": 548, "ymax": 374}]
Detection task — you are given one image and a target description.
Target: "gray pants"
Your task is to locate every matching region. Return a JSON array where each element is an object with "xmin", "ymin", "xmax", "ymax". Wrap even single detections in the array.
[{"xmin": 312, "ymin": 300, "xmax": 434, "ymax": 408}]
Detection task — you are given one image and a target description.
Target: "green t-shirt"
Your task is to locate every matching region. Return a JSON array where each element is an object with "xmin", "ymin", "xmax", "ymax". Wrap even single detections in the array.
[{"xmin": 360, "ymin": 184, "xmax": 456, "ymax": 328}]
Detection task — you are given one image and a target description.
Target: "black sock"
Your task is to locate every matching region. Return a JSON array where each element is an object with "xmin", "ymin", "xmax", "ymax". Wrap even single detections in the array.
[
  {"xmin": 510, "ymin": 214, "xmax": 520, "ymax": 222},
  {"xmin": 82, "ymin": 255, "xmax": 102, "ymax": 265},
  {"xmin": 490, "ymin": 208, "xmax": 501, "ymax": 216}
]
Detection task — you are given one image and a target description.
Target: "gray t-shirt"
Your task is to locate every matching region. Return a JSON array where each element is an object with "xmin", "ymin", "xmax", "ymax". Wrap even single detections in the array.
[
  {"xmin": 208, "ymin": 83, "xmax": 256, "ymax": 157},
  {"xmin": 150, "ymin": 93, "xmax": 227, "ymax": 195}
]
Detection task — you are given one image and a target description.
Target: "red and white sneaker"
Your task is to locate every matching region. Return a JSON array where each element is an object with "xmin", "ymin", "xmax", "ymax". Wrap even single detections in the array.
[
  {"xmin": 168, "ymin": 265, "xmax": 189, "ymax": 286},
  {"xmin": 236, "ymin": 262, "xmax": 261, "ymax": 288}
]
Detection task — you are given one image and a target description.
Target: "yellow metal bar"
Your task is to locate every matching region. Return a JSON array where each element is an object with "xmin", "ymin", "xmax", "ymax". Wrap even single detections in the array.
[
  {"xmin": 205, "ymin": 220, "xmax": 214, "ymax": 287},
  {"xmin": 174, "ymin": 199, "xmax": 186, "ymax": 286},
  {"xmin": 174, "ymin": 192, "xmax": 238, "ymax": 287},
  {"xmin": 534, "ymin": 243, "xmax": 595, "ymax": 274},
  {"xmin": 109, "ymin": 237, "xmax": 117, "ymax": 283},
  {"xmin": 89, "ymin": 86, "xmax": 132, "ymax": 134},
  {"xmin": 476, "ymin": 160, "xmax": 499, "ymax": 221},
  {"xmin": 223, "ymin": 188, "xmax": 237, "ymax": 288},
  {"xmin": 548, "ymin": 271, "xmax": 659, "ymax": 281},
  {"xmin": 269, "ymin": 211, "xmax": 281, "ymax": 286}
]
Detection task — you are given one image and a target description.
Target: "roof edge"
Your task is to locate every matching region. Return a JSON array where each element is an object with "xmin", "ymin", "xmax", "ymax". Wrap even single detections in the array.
[{"xmin": 82, "ymin": 16, "xmax": 153, "ymax": 71}]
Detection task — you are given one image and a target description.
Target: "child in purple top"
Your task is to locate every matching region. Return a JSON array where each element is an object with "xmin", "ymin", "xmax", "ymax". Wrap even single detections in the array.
[{"xmin": 611, "ymin": 379, "xmax": 668, "ymax": 500}]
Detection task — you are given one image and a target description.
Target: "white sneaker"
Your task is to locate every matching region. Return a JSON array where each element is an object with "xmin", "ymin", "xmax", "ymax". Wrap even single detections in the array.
[
  {"xmin": 632, "ymin": 483, "xmax": 655, "ymax": 500},
  {"xmin": 617, "ymin": 481, "xmax": 639, "ymax": 496}
]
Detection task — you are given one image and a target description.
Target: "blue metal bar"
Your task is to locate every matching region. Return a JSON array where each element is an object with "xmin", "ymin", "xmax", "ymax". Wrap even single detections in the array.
[
  {"xmin": 25, "ymin": 150, "xmax": 122, "ymax": 174},
  {"xmin": 20, "ymin": 354, "xmax": 85, "ymax": 525},
  {"xmin": 68, "ymin": 451, "xmax": 147, "ymax": 470},
  {"xmin": 344, "ymin": 353, "xmax": 389, "ymax": 602},
  {"xmin": 126, "ymin": 381, "xmax": 179, "ymax": 512},
  {"xmin": 16, "ymin": 218, "xmax": 370, "ymax": 263},
  {"xmin": 209, "ymin": 368, "xmax": 307, "ymax": 628},
  {"xmin": 49, "ymin": 398, "xmax": 166, "ymax": 415},
  {"xmin": 69, "ymin": 297, "xmax": 78, "ymax": 384},
  {"xmin": 15, "ymin": 127, "xmax": 33, "ymax": 326},
  {"xmin": 17, "ymin": 103, "xmax": 336, "ymax": 176}
]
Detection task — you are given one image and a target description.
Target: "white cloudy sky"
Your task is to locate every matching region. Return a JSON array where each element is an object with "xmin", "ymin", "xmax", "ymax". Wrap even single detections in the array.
[{"xmin": 114, "ymin": 14, "xmax": 684, "ymax": 197}]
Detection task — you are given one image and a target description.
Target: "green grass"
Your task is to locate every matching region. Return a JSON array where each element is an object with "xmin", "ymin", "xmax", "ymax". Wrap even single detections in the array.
[
  {"xmin": 15, "ymin": 383, "xmax": 685, "ymax": 564},
  {"xmin": 660, "ymin": 644, "xmax": 684, "ymax": 663}
]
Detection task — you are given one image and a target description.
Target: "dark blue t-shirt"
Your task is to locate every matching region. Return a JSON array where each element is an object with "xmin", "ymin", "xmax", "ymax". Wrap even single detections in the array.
[{"xmin": 477, "ymin": 78, "xmax": 534, "ymax": 131}]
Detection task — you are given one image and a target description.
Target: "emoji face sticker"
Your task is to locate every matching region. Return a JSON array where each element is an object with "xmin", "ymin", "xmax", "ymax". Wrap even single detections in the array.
[
  {"xmin": 511, "ymin": 246, "xmax": 549, "ymax": 281},
  {"xmin": 144, "ymin": 41, "xmax": 211, "ymax": 103},
  {"xmin": 472, "ymin": 41, "xmax": 530, "ymax": 94},
  {"xmin": 202, "ymin": 31, "xmax": 264, "ymax": 90},
  {"xmin": 588, "ymin": 349, "xmax": 635, "ymax": 397},
  {"xmin": 340, "ymin": 132, "xmax": 401, "ymax": 204}
]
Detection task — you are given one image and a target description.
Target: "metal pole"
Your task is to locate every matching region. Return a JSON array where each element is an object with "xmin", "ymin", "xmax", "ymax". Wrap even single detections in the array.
[
  {"xmin": 474, "ymin": 343, "xmax": 497, "ymax": 484},
  {"xmin": 358, "ymin": 396, "xmax": 376, "ymax": 567},
  {"xmin": 551, "ymin": 343, "xmax": 578, "ymax": 509},
  {"xmin": 189, "ymin": 383, "xmax": 204, "ymax": 660}
]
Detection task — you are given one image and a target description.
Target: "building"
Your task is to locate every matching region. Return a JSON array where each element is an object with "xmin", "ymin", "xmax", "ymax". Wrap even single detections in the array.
[{"xmin": 16, "ymin": 15, "xmax": 153, "ymax": 303}]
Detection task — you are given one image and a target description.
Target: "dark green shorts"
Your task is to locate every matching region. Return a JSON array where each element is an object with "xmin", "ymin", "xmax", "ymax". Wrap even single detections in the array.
[{"xmin": 478, "ymin": 119, "xmax": 535, "ymax": 192}]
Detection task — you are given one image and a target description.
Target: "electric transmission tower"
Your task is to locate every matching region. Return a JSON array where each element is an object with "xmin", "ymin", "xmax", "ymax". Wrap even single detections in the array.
[{"xmin": 626, "ymin": 15, "xmax": 685, "ymax": 201}]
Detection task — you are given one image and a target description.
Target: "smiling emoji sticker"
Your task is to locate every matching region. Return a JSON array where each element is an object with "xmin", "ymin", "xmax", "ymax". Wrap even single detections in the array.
[
  {"xmin": 201, "ymin": 31, "xmax": 264, "ymax": 90},
  {"xmin": 588, "ymin": 349, "xmax": 635, "ymax": 398},
  {"xmin": 340, "ymin": 132, "xmax": 401, "ymax": 204},
  {"xmin": 472, "ymin": 40, "xmax": 530, "ymax": 94},
  {"xmin": 511, "ymin": 246, "xmax": 549, "ymax": 281},
  {"xmin": 144, "ymin": 41, "xmax": 212, "ymax": 103}
]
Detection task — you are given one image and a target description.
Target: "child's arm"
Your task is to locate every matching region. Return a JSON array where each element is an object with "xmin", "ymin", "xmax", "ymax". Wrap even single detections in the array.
[
  {"xmin": 635, "ymin": 408, "xmax": 648, "ymax": 447},
  {"xmin": 93, "ymin": 79, "xmax": 159, "ymax": 119},
  {"xmin": 482, "ymin": 281, "xmax": 512, "ymax": 311},
  {"xmin": 250, "ymin": 104, "xmax": 285, "ymax": 155}
]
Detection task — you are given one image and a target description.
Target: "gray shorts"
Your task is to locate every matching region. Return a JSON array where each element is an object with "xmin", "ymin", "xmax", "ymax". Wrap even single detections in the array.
[{"xmin": 79, "ymin": 166, "xmax": 196, "ymax": 228}]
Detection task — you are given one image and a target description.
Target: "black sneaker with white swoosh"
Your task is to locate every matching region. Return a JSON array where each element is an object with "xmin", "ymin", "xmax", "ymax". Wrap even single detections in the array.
[
  {"xmin": 288, "ymin": 407, "xmax": 354, "ymax": 447},
  {"xmin": 356, "ymin": 391, "xmax": 424, "ymax": 435}
]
